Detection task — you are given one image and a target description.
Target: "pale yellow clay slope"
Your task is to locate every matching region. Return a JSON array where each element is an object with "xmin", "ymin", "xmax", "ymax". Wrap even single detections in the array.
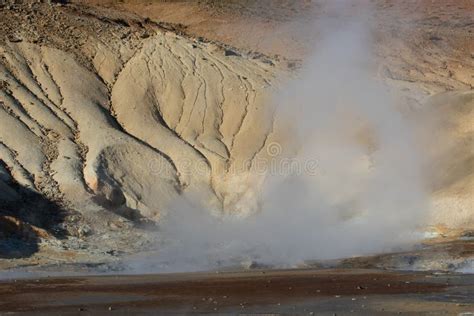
[
  {"xmin": 0, "ymin": 29, "xmax": 280, "ymax": 234},
  {"xmin": 422, "ymin": 91, "xmax": 474, "ymax": 228},
  {"xmin": 112, "ymin": 32, "xmax": 279, "ymax": 215}
]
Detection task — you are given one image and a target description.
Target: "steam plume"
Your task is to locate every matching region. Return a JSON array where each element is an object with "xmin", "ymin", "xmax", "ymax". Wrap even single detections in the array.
[{"xmin": 126, "ymin": 0, "xmax": 428, "ymax": 273}]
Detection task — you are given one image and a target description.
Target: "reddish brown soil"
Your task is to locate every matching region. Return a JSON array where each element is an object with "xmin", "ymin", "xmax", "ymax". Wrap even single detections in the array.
[
  {"xmin": 1, "ymin": 269, "xmax": 473, "ymax": 314},
  {"xmin": 73, "ymin": 0, "xmax": 474, "ymax": 61},
  {"xmin": 72, "ymin": 0, "xmax": 473, "ymax": 97}
]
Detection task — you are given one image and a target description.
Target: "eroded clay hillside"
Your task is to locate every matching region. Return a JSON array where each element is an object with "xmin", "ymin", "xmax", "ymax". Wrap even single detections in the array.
[{"xmin": 0, "ymin": 0, "xmax": 286, "ymax": 263}]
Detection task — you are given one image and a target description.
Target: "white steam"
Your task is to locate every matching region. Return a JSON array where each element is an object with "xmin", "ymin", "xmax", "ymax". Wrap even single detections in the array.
[{"xmin": 126, "ymin": 1, "xmax": 428, "ymax": 273}]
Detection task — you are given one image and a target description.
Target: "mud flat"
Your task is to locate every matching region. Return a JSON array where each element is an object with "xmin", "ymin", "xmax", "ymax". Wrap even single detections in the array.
[{"xmin": 0, "ymin": 268, "xmax": 473, "ymax": 315}]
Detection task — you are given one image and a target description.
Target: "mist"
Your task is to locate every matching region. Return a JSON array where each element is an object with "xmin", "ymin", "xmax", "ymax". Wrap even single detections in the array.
[{"xmin": 125, "ymin": 0, "xmax": 429, "ymax": 273}]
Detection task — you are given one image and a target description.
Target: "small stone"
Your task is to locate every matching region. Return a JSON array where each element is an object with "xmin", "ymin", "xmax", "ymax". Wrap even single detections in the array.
[
  {"xmin": 429, "ymin": 35, "xmax": 443, "ymax": 41},
  {"xmin": 108, "ymin": 222, "xmax": 120, "ymax": 230},
  {"xmin": 224, "ymin": 49, "xmax": 240, "ymax": 57},
  {"xmin": 77, "ymin": 225, "xmax": 92, "ymax": 238},
  {"xmin": 8, "ymin": 34, "xmax": 22, "ymax": 43}
]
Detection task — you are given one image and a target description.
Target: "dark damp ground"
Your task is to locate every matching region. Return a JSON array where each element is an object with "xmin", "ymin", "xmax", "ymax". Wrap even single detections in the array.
[{"xmin": 0, "ymin": 268, "xmax": 473, "ymax": 315}]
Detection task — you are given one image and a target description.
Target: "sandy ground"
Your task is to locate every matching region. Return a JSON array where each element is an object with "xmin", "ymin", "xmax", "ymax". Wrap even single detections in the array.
[
  {"xmin": 0, "ymin": 268, "xmax": 473, "ymax": 315},
  {"xmin": 74, "ymin": 1, "xmax": 474, "ymax": 69}
]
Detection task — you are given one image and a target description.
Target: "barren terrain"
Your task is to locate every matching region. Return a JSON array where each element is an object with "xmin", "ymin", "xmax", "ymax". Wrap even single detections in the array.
[
  {"xmin": 2, "ymin": 268, "xmax": 474, "ymax": 315},
  {"xmin": 0, "ymin": 1, "xmax": 473, "ymax": 312}
]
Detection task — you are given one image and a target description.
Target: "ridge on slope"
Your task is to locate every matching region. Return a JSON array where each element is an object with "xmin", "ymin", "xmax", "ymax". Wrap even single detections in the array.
[{"xmin": 0, "ymin": 0, "xmax": 283, "ymax": 262}]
